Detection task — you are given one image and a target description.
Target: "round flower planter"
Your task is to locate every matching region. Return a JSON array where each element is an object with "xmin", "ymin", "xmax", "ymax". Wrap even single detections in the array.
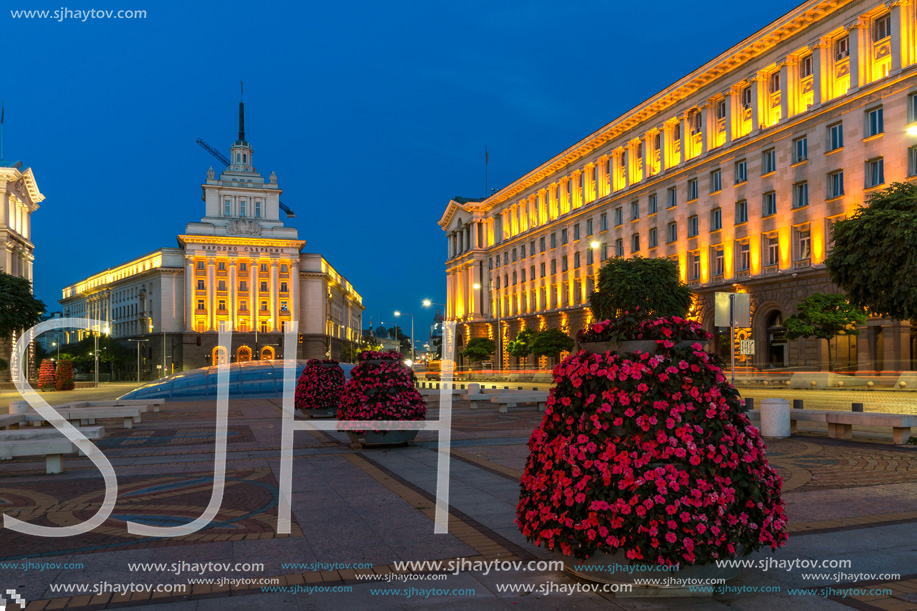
[
  {"xmin": 560, "ymin": 549, "xmax": 742, "ymax": 589},
  {"xmin": 346, "ymin": 429, "xmax": 419, "ymax": 447}
]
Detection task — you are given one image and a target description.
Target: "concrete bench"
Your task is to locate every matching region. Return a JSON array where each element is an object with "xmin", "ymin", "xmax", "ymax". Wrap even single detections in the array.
[
  {"xmin": 0, "ymin": 426, "xmax": 105, "ymax": 474},
  {"xmin": 0, "ymin": 414, "xmax": 25, "ymax": 430},
  {"xmin": 825, "ymin": 412, "xmax": 917, "ymax": 445},
  {"xmin": 489, "ymin": 392, "xmax": 550, "ymax": 414},
  {"xmin": 418, "ymin": 389, "xmax": 464, "ymax": 399},
  {"xmin": 748, "ymin": 409, "xmax": 916, "ymax": 444},
  {"xmin": 466, "ymin": 393, "xmax": 490, "ymax": 409},
  {"xmin": 10, "ymin": 401, "xmax": 142, "ymax": 429},
  {"xmin": 81, "ymin": 399, "xmax": 163, "ymax": 413}
]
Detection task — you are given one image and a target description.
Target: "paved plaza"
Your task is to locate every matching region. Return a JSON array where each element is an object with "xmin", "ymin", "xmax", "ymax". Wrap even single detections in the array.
[{"xmin": 1, "ymin": 388, "xmax": 916, "ymax": 610}]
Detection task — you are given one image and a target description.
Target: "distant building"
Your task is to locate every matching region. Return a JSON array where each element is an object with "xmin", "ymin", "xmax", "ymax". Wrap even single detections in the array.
[
  {"xmin": 60, "ymin": 104, "xmax": 363, "ymax": 376},
  {"xmin": 0, "ymin": 160, "xmax": 44, "ymax": 382},
  {"xmin": 440, "ymin": 0, "xmax": 916, "ymax": 371}
]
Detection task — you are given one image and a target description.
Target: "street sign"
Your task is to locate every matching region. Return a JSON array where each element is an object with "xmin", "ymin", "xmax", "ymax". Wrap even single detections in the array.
[
  {"xmin": 715, "ymin": 292, "xmax": 751, "ymax": 327},
  {"xmin": 739, "ymin": 339, "xmax": 755, "ymax": 355}
]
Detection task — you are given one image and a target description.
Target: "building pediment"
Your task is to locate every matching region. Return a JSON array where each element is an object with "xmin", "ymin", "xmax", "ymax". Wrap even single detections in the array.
[
  {"xmin": 438, "ymin": 199, "xmax": 476, "ymax": 231},
  {"xmin": 2, "ymin": 167, "xmax": 44, "ymax": 210}
]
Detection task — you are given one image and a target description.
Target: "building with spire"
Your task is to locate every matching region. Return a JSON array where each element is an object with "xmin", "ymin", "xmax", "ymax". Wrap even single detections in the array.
[{"xmin": 60, "ymin": 103, "xmax": 363, "ymax": 376}]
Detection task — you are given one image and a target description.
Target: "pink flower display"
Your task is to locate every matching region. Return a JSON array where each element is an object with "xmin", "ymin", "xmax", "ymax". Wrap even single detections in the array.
[
  {"xmin": 294, "ymin": 358, "xmax": 345, "ymax": 412},
  {"xmin": 337, "ymin": 351, "xmax": 426, "ymax": 433},
  {"xmin": 578, "ymin": 313, "xmax": 708, "ymax": 344},
  {"xmin": 516, "ymin": 317, "xmax": 788, "ymax": 565}
]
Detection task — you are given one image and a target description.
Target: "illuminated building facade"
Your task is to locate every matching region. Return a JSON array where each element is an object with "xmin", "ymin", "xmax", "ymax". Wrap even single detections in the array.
[
  {"xmin": 440, "ymin": 0, "xmax": 916, "ymax": 371},
  {"xmin": 0, "ymin": 161, "xmax": 43, "ymax": 381},
  {"xmin": 61, "ymin": 111, "xmax": 363, "ymax": 374}
]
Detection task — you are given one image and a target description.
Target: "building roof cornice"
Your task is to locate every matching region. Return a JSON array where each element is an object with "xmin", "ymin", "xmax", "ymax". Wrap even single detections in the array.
[{"xmin": 478, "ymin": 0, "xmax": 849, "ymax": 211}]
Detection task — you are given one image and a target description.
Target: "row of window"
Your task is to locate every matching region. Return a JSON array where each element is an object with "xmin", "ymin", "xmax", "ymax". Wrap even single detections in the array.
[
  {"xmin": 223, "ymin": 197, "xmax": 264, "ymax": 218},
  {"xmin": 195, "ymin": 299, "xmax": 290, "ymax": 313},
  {"xmin": 195, "ymin": 279, "xmax": 290, "ymax": 293},
  {"xmin": 194, "ymin": 260, "xmax": 289, "ymax": 273}
]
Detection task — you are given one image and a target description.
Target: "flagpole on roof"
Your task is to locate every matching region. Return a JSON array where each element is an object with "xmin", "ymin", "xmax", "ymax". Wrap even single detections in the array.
[
  {"xmin": 484, "ymin": 145, "xmax": 488, "ymax": 198},
  {"xmin": 1, "ymin": 100, "xmax": 5, "ymax": 160}
]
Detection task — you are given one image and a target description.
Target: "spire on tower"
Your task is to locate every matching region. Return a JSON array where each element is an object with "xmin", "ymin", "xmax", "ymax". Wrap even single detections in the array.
[{"xmin": 238, "ymin": 80, "xmax": 245, "ymax": 141}]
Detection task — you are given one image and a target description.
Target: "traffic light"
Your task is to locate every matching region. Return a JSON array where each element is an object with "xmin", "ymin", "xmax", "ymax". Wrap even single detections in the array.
[{"xmin": 298, "ymin": 333, "xmax": 304, "ymax": 344}]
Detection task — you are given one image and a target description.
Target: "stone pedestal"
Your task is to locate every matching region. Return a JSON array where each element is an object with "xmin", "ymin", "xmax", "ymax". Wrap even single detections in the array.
[{"xmin": 760, "ymin": 398, "xmax": 791, "ymax": 438}]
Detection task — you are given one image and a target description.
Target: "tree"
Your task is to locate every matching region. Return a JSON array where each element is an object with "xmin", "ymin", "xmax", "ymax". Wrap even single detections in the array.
[
  {"xmin": 783, "ymin": 293, "xmax": 867, "ymax": 371},
  {"xmin": 0, "ymin": 271, "xmax": 46, "ymax": 339},
  {"xmin": 462, "ymin": 337, "xmax": 495, "ymax": 363},
  {"xmin": 506, "ymin": 329, "xmax": 537, "ymax": 367},
  {"xmin": 826, "ymin": 182, "xmax": 917, "ymax": 321},
  {"xmin": 531, "ymin": 329, "xmax": 575, "ymax": 362},
  {"xmin": 588, "ymin": 256, "xmax": 693, "ymax": 322}
]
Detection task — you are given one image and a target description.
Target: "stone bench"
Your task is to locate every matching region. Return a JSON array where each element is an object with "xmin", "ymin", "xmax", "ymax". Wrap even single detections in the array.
[
  {"xmin": 747, "ymin": 409, "xmax": 916, "ymax": 444},
  {"xmin": 83, "ymin": 399, "xmax": 164, "ymax": 413},
  {"xmin": 826, "ymin": 412, "xmax": 917, "ymax": 445},
  {"xmin": 0, "ymin": 414, "xmax": 25, "ymax": 430},
  {"xmin": 489, "ymin": 392, "xmax": 550, "ymax": 414},
  {"xmin": 418, "ymin": 389, "xmax": 464, "ymax": 399},
  {"xmin": 10, "ymin": 402, "xmax": 142, "ymax": 429},
  {"xmin": 0, "ymin": 426, "xmax": 105, "ymax": 474},
  {"xmin": 466, "ymin": 393, "xmax": 490, "ymax": 410}
]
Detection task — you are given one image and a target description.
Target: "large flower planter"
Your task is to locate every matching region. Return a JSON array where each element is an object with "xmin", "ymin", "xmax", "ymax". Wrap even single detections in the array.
[
  {"xmin": 346, "ymin": 429, "xmax": 419, "ymax": 447},
  {"xmin": 560, "ymin": 549, "xmax": 742, "ymax": 588},
  {"xmin": 517, "ymin": 316, "xmax": 787, "ymax": 579}
]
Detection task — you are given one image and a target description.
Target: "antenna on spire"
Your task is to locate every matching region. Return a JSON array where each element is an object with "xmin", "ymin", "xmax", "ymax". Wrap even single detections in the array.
[{"xmin": 238, "ymin": 80, "xmax": 245, "ymax": 141}]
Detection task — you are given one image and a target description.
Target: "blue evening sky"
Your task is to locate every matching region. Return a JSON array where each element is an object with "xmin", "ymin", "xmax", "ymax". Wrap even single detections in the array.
[{"xmin": 5, "ymin": 0, "xmax": 800, "ymax": 342}]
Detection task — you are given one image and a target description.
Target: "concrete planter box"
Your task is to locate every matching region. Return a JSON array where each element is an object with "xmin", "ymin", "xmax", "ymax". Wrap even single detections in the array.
[{"xmin": 346, "ymin": 429, "xmax": 418, "ymax": 447}]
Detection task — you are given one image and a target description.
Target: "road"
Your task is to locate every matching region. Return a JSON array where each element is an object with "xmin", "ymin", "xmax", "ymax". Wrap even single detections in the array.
[{"xmin": 0, "ymin": 382, "xmax": 141, "ymax": 414}]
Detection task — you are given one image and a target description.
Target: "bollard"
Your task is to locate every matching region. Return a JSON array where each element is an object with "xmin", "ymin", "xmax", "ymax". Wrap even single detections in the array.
[
  {"xmin": 744, "ymin": 397, "xmax": 754, "ymax": 412},
  {"xmin": 793, "ymin": 399, "xmax": 804, "ymax": 410},
  {"xmin": 759, "ymin": 398, "xmax": 791, "ymax": 438},
  {"xmin": 852, "ymin": 402, "xmax": 864, "ymax": 412}
]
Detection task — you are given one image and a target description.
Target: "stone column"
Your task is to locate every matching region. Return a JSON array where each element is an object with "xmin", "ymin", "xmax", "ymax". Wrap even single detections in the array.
[
  {"xmin": 846, "ymin": 19, "xmax": 866, "ymax": 91},
  {"xmin": 700, "ymin": 104, "xmax": 709, "ymax": 155},
  {"xmin": 184, "ymin": 256, "xmax": 194, "ymax": 331},
  {"xmin": 724, "ymin": 88, "xmax": 735, "ymax": 145},
  {"xmin": 271, "ymin": 260, "xmax": 279, "ymax": 332},
  {"xmin": 446, "ymin": 270, "xmax": 454, "ymax": 319},
  {"xmin": 679, "ymin": 113, "xmax": 689, "ymax": 163},
  {"xmin": 748, "ymin": 73, "xmax": 761, "ymax": 133},
  {"xmin": 778, "ymin": 58, "xmax": 791, "ymax": 121},
  {"xmin": 888, "ymin": 0, "xmax": 907, "ymax": 73},
  {"xmin": 291, "ymin": 259, "xmax": 300, "ymax": 329},
  {"xmin": 249, "ymin": 259, "xmax": 257, "ymax": 332},
  {"xmin": 229, "ymin": 258, "xmax": 237, "ymax": 331},
  {"xmin": 810, "ymin": 38, "xmax": 827, "ymax": 107},
  {"xmin": 620, "ymin": 153, "xmax": 629, "ymax": 190},
  {"xmin": 658, "ymin": 124, "xmax": 668, "ymax": 173},
  {"xmin": 207, "ymin": 258, "xmax": 216, "ymax": 331}
]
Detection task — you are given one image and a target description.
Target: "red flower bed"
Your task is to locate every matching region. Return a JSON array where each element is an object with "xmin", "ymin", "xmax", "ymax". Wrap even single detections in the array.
[
  {"xmin": 337, "ymin": 351, "xmax": 425, "ymax": 433},
  {"xmin": 55, "ymin": 360, "xmax": 74, "ymax": 391},
  {"xmin": 295, "ymin": 359, "xmax": 345, "ymax": 412},
  {"xmin": 517, "ymin": 318, "xmax": 787, "ymax": 566},
  {"xmin": 38, "ymin": 359, "xmax": 56, "ymax": 391}
]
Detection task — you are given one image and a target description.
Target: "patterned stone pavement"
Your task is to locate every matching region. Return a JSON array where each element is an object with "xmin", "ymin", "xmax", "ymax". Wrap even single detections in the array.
[{"xmin": 0, "ymin": 393, "xmax": 915, "ymax": 610}]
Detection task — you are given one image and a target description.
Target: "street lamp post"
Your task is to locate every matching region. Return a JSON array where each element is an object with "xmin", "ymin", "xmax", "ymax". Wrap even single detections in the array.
[
  {"xmin": 128, "ymin": 338, "xmax": 149, "ymax": 384},
  {"xmin": 93, "ymin": 326, "xmax": 110, "ymax": 388},
  {"xmin": 394, "ymin": 311, "xmax": 414, "ymax": 364}
]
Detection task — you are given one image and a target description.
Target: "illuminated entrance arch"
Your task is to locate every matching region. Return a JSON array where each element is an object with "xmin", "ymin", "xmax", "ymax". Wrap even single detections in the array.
[
  {"xmin": 212, "ymin": 346, "xmax": 228, "ymax": 365},
  {"xmin": 260, "ymin": 346, "xmax": 275, "ymax": 361},
  {"xmin": 237, "ymin": 346, "xmax": 252, "ymax": 362}
]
